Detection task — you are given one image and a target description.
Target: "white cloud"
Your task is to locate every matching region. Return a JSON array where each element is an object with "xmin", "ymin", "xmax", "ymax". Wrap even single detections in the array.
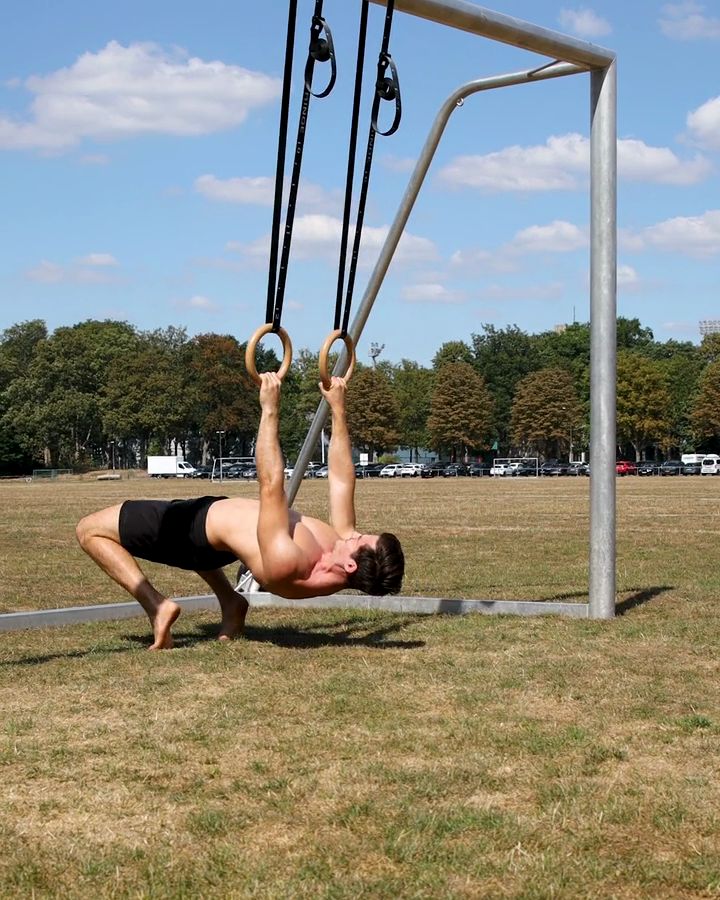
[
  {"xmin": 449, "ymin": 248, "xmax": 519, "ymax": 274},
  {"xmin": 437, "ymin": 133, "xmax": 711, "ymax": 192},
  {"xmin": 617, "ymin": 264, "xmax": 640, "ymax": 289},
  {"xmin": 77, "ymin": 253, "xmax": 118, "ymax": 266},
  {"xmin": 194, "ymin": 174, "xmax": 338, "ymax": 212},
  {"xmin": 231, "ymin": 213, "xmax": 437, "ymax": 266},
  {"xmin": 558, "ymin": 8, "xmax": 612, "ymax": 38},
  {"xmin": 451, "ymin": 220, "xmax": 586, "ymax": 277},
  {"xmin": 659, "ymin": 1, "xmax": 720, "ymax": 39},
  {"xmin": 381, "ymin": 154, "xmax": 417, "ymax": 173},
  {"xmin": 78, "ymin": 153, "xmax": 109, "ymax": 165},
  {"xmin": 510, "ymin": 221, "xmax": 587, "ymax": 254},
  {"xmin": 25, "ymin": 259, "xmax": 120, "ymax": 284},
  {"xmin": 401, "ymin": 282, "xmax": 464, "ymax": 304},
  {"xmin": 622, "ymin": 209, "xmax": 720, "ymax": 258},
  {"xmin": 196, "ymin": 174, "xmax": 273, "ymax": 205},
  {"xmin": 0, "ymin": 41, "xmax": 280, "ymax": 152},
  {"xmin": 687, "ymin": 96, "xmax": 720, "ymax": 150},
  {"xmin": 175, "ymin": 294, "xmax": 220, "ymax": 312},
  {"xmin": 477, "ymin": 282, "xmax": 565, "ymax": 302}
]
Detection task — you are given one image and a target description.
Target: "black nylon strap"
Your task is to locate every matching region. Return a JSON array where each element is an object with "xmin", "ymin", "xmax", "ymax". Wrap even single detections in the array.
[
  {"xmin": 333, "ymin": 0, "xmax": 370, "ymax": 334},
  {"xmin": 335, "ymin": 0, "xmax": 401, "ymax": 336},
  {"xmin": 267, "ymin": 0, "xmax": 335, "ymax": 332},
  {"xmin": 265, "ymin": 0, "xmax": 298, "ymax": 326}
]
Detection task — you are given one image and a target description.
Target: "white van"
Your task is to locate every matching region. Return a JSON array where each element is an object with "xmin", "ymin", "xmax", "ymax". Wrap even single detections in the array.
[{"xmin": 701, "ymin": 454, "xmax": 720, "ymax": 475}]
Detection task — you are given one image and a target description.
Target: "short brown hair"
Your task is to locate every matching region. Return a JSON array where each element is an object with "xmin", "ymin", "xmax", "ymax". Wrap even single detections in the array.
[{"xmin": 346, "ymin": 532, "xmax": 404, "ymax": 596}]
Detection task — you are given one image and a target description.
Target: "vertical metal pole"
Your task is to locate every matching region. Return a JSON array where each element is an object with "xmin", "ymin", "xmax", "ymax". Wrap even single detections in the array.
[{"xmin": 589, "ymin": 61, "xmax": 617, "ymax": 619}]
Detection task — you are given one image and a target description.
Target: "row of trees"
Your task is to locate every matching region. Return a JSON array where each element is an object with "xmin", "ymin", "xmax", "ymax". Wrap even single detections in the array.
[{"xmin": 0, "ymin": 317, "xmax": 719, "ymax": 474}]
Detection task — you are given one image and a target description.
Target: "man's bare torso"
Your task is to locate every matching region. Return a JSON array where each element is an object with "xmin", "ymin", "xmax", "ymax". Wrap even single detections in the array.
[{"xmin": 205, "ymin": 497, "xmax": 340, "ymax": 597}]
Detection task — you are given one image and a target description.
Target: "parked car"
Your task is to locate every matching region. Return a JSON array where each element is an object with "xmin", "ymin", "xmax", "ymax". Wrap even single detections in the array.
[
  {"xmin": 400, "ymin": 463, "xmax": 423, "ymax": 478},
  {"xmin": 490, "ymin": 462, "xmax": 512, "ymax": 477},
  {"xmin": 314, "ymin": 465, "xmax": 329, "ymax": 478},
  {"xmin": 379, "ymin": 463, "xmax": 404, "ymax": 478},
  {"xmin": 681, "ymin": 461, "xmax": 702, "ymax": 476},
  {"xmin": 615, "ymin": 460, "xmax": 637, "ymax": 476},
  {"xmin": 224, "ymin": 464, "xmax": 248, "ymax": 478},
  {"xmin": 420, "ymin": 463, "xmax": 447, "ymax": 478},
  {"xmin": 192, "ymin": 465, "xmax": 213, "ymax": 479},
  {"xmin": 443, "ymin": 463, "xmax": 468, "ymax": 477},
  {"xmin": 637, "ymin": 461, "xmax": 658, "ymax": 476},
  {"xmin": 356, "ymin": 463, "xmax": 384, "ymax": 478},
  {"xmin": 701, "ymin": 455, "xmax": 720, "ymax": 476},
  {"xmin": 241, "ymin": 466, "xmax": 258, "ymax": 479},
  {"xmin": 660, "ymin": 459, "xmax": 683, "ymax": 476},
  {"xmin": 513, "ymin": 463, "xmax": 539, "ymax": 477},
  {"xmin": 468, "ymin": 463, "xmax": 492, "ymax": 477},
  {"xmin": 567, "ymin": 461, "xmax": 588, "ymax": 476},
  {"xmin": 303, "ymin": 462, "xmax": 324, "ymax": 478},
  {"xmin": 539, "ymin": 460, "xmax": 569, "ymax": 476}
]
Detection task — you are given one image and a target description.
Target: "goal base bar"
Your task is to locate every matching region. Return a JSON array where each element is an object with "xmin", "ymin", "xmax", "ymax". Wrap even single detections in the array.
[{"xmin": 0, "ymin": 593, "xmax": 589, "ymax": 631}]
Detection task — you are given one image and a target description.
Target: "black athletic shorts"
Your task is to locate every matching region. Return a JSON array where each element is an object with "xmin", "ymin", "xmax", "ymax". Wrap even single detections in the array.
[{"xmin": 118, "ymin": 496, "xmax": 238, "ymax": 571}]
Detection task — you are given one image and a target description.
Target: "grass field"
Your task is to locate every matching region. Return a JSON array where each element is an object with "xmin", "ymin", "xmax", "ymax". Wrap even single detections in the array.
[{"xmin": 1, "ymin": 475, "xmax": 720, "ymax": 897}]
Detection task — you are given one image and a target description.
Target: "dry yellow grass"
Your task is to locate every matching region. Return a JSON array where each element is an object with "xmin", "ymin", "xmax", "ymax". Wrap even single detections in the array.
[{"xmin": 1, "ymin": 475, "xmax": 720, "ymax": 897}]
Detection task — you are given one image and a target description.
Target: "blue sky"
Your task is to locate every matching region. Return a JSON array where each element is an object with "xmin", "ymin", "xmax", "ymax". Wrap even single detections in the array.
[{"xmin": 1, "ymin": 1, "xmax": 718, "ymax": 366}]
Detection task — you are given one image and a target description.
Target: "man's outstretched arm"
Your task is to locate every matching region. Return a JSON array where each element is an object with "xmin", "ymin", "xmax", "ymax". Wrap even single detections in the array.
[
  {"xmin": 255, "ymin": 373, "xmax": 308, "ymax": 583},
  {"xmin": 320, "ymin": 376, "xmax": 357, "ymax": 538}
]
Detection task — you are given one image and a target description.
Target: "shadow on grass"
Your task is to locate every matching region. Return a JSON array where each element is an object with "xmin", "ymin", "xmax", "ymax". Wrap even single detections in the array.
[
  {"xmin": 0, "ymin": 616, "xmax": 426, "ymax": 666},
  {"xmin": 197, "ymin": 614, "xmax": 427, "ymax": 650},
  {"xmin": 616, "ymin": 585, "xmax": 674, "ymax": 616}
]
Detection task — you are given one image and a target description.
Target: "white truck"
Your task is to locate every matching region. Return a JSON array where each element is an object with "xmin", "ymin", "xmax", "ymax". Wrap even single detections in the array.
[{"xmin": 147, "ymin": 456, "xmax": 196, "ymax": 478}]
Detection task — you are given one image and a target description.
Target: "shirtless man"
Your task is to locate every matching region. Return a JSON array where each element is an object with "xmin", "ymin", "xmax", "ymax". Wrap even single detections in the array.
[{"xmin": 76, "ymin": 374, "xmax": 404, "ymax": 649}]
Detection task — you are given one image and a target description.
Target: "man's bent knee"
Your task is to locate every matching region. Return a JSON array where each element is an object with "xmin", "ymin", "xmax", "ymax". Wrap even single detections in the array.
[{"xmin": 76, "ymin": 505, "xmax": 123, "ymax": 550}]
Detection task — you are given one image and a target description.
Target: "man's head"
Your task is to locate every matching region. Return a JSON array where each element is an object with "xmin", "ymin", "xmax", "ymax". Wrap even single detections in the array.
[{"xmin": 345, "ymin": 532, "xmax": 404, "ymax": 596}]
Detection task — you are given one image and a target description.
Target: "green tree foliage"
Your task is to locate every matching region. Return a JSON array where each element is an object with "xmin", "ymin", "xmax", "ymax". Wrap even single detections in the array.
[
  {"xmin": 616, "ymin": 352, "xmax": 672, "ymax": 459},
  {"xmin": 0, "ymin": 319, "xmax": 48, "ymax": 390},
  {"xmin": 102, "ymin": 330, "xmax": 194, "ymax": 460},
  {"xmin": 471, "ymin": 325, "xmax": 541, "ymax": 449},
  {"xmin": 4, "ymin": 320, "xmax": 137, "ymax": 466},
  {"xmin": 0, "ymin": 320, "xmax": 48, "ymax": 472},
  {"xmin": 346, "ymin": 366, "xmax": 400, "ymax": 460},
  {"xmin": 534, "ymin": 323, "xmax": 590, "ymax": 393},
  {"xmin": 427, "ymin": 362, "xmax": 493, "ymax": 460},
  {"xmin": 432, "ymin": 340, "xmax": 474, "ymax": 369},
  {"xmin": 393, "ymin": 360, "xmax": 434, "ymax": 461},
  {"xmin": 649, "ymin": 342, "xmax": 705, "ymax": 452},
  {"xmin": 691, "ymin": 361, "xmax": 720, "ymax": 441},
  {"xmin": 616, "ymin": 317, "xmax": 654, "ymax": 351},
  {"xmin": 510, "ymin": 368, "xmax": 582, "ymax": 458},
  {"xmin": 278, "ymin": 349, "xmax": 325, "ymax": 463},
  {"xmin": 699, "ymin": 332, "xmax": 720, "ymax": 364},
  {"xmin": 186, "ymin": 333, "xmax": 258, "ymax": 461}
]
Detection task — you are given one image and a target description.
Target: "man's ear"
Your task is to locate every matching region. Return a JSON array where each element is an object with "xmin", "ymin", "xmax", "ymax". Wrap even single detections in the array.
[{"xmin": 343, "ymin": 558, "xmax": 357, "ymax": 574}]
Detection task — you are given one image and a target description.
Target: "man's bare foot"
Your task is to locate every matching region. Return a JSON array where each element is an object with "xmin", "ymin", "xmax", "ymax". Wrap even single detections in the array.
[
  {"xmin": 218, "ymin": 594, "xmax": 249, "ymax": 641},
  {"xmin": 149, "ymin": 599, "xmax": 181, "ymax": 650}
]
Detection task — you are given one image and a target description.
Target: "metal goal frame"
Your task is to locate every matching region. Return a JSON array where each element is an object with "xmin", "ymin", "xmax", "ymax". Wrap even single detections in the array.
[{"xmin": 288, "ymin": 0, "xmax": 617, "ymax": 620}]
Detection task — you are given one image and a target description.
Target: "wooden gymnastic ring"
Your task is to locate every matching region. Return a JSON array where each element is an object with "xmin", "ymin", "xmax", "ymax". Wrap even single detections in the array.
[
  {"xmin": 245, "ymin": 324, "xmax": 293, "ymax": 386},
  {"xmin": 319, "ymin": 330, "xmax": 356, "ymax": 389}
]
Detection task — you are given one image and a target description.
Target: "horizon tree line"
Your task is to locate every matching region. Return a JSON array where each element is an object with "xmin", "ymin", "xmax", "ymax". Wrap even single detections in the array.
[{"xmin": 0, "ymin": 317, "xmax": 719, "ymax": 474}]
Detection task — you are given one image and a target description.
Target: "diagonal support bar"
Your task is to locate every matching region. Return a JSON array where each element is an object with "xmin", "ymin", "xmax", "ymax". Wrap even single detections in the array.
[{"xmin": 287, "ymin": 61, "xmax": 585, "ymax": 505}]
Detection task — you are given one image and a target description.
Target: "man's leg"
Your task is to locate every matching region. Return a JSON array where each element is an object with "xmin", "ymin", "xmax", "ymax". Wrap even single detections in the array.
[
  {"xmin": 195, "ymin": 569, "xmax": 249, "ymax": 641},
  {"xmin": 76, "ymin": 504, "xmax": 180, "ymax": 650}
]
